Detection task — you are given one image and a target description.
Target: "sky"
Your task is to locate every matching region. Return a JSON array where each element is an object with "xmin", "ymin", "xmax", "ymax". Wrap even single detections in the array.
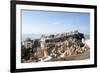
[{"xmin": 22, "ymin": 10, "xmax": 90, "ymax": 35}]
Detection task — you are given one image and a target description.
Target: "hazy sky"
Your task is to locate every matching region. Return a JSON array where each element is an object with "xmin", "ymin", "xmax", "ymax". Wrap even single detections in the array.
[{"xmin": 22, "ymin": 10, "xmax": 90, "ymax": 35}]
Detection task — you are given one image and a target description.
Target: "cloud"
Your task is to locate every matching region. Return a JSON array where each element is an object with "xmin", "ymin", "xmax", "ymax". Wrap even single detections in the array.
[{"xmin": 52, "ymin": 22, "xmax": 60, "ymax": 25}]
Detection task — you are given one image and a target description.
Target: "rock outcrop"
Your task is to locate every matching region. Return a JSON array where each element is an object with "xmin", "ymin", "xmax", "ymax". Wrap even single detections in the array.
[{"xmin": 21, "ymin": 30, "xmax": 90, "ymax": 63}]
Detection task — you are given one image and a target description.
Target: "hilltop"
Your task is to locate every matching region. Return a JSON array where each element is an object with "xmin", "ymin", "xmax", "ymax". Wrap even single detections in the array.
[{"xmin": 21, "ymin": 30, "xmax": 90, "ymax": 63}]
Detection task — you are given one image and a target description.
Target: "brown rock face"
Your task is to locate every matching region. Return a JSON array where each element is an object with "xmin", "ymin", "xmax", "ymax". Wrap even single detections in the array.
[{"xmin": 21, "ymin": 31, "xmax": 90, "ymax": 63}]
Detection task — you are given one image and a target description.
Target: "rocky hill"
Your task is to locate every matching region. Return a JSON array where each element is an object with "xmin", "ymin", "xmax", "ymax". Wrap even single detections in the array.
[{"xmin": 21, "ymin": 31, "xmax": 90, "ymax": 63}]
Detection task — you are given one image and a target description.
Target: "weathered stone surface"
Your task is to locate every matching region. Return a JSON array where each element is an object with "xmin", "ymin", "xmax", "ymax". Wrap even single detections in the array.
[{"xmin": 21, "ymin": 31, "xmax": 90, "ymax": 63}]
